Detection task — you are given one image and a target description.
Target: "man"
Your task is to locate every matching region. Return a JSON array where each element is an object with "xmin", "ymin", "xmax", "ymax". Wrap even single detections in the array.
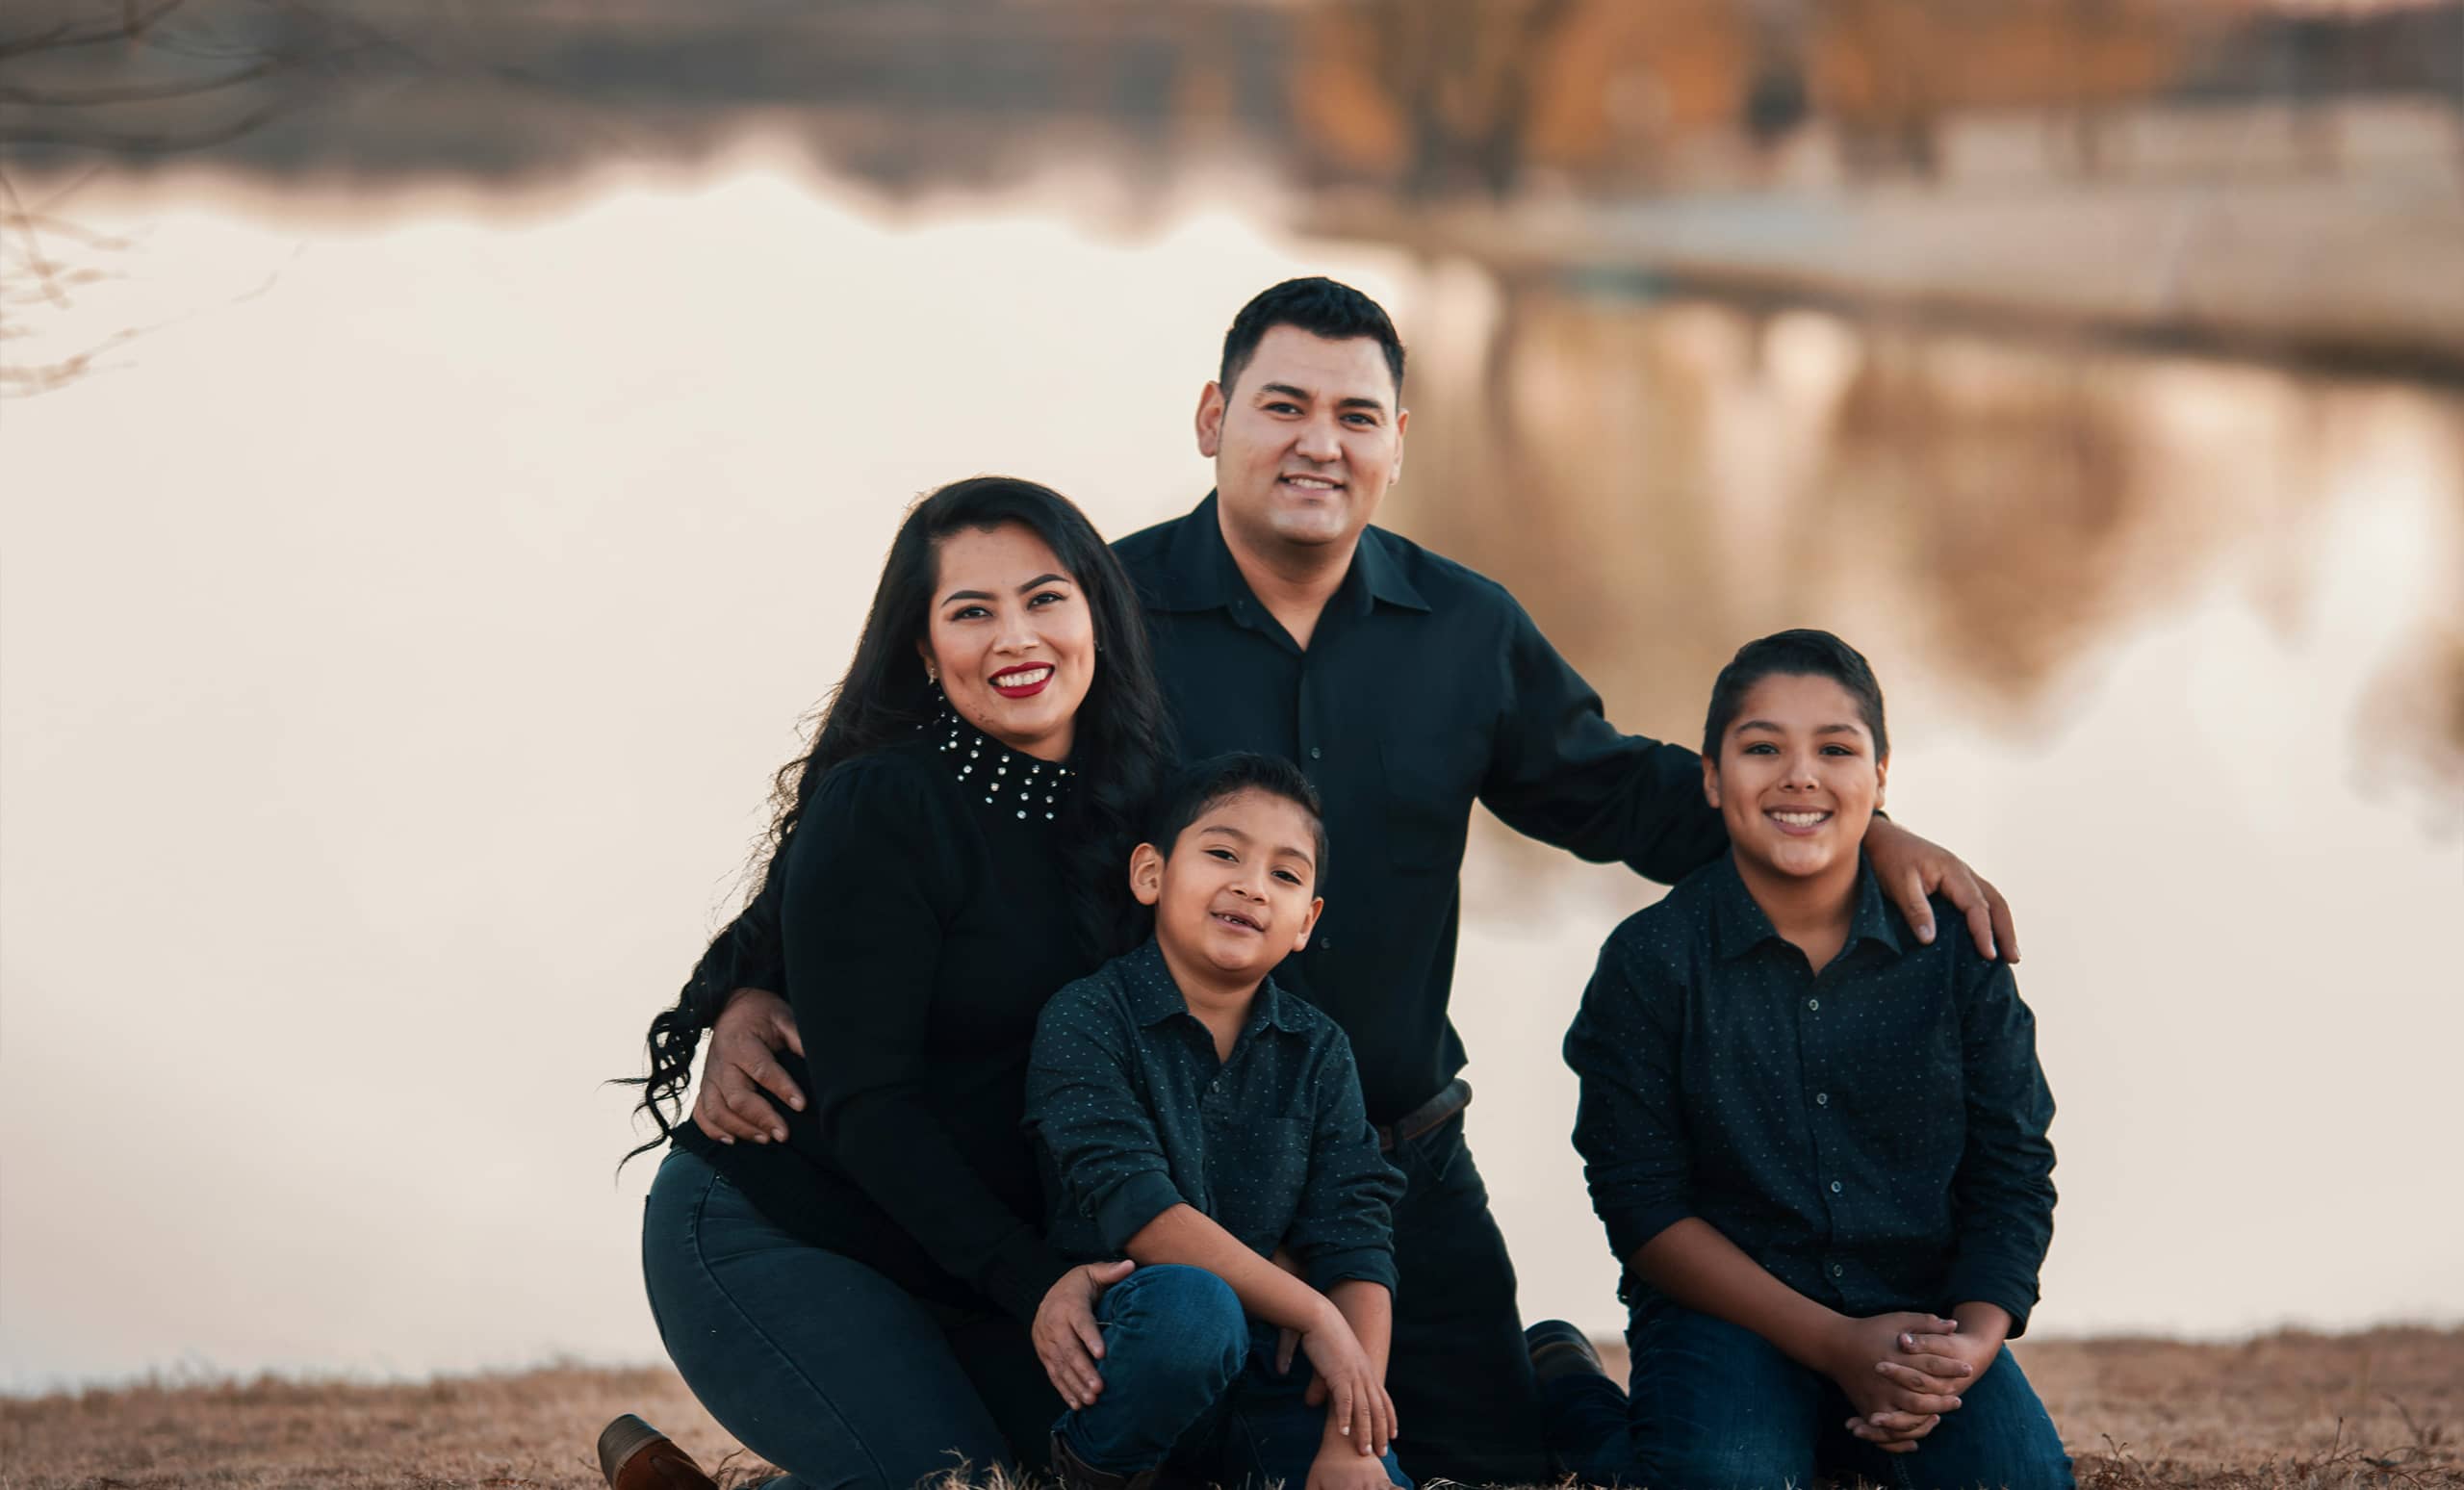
[{"xmin": 696, "ymin": 278, "xmax": 2015, "ymax": 1483}]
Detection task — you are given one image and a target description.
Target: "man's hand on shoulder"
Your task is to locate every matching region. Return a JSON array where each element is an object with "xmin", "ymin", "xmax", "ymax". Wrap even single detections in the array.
[
  {"xmin": 1863, "ymin": 817, "xmax": 2019, "ymax": 963},
  {"xmin": 693, "ymin": 987, "xmax": 806, "ymax": 1144}
]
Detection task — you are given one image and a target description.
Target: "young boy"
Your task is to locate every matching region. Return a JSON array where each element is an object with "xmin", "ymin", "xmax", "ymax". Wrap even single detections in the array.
[
  {"xmin": 1532, "ymin": 629, "xmax": 2069, "ymax": 1490},
  {"xmin": 1026, "ymin": 754, "xmax": 1411, "ymax": 1490}
]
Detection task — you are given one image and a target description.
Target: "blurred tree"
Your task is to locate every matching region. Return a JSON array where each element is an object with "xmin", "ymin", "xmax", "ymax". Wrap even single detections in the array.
[
  {"xmin": 1352, "ymin": 0, "xmax": 1582, "ymax": 199},
  {"xmin": 0, "ymin": 0, "xmax": 406, "ymax": 392}
]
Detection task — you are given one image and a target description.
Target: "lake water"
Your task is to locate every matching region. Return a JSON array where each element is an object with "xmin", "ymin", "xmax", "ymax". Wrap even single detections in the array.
[{"xmin": 3, "ymin": 150, "xmax": 2457, "ymax": 1391}]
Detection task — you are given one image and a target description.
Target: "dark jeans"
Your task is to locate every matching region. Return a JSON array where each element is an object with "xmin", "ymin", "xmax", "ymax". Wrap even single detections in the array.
[
  {"xmin": 1057, "ymin": 1264, "xmax": 1409, "ymax": 1488},
  {"xmin": 1545, "ymin": 1303, "xmax": 2074, "ymax": 1490},
  {"xmin": 1384, "ymin": 1113, "xmax": 1547, "ymax": 1485},
  {"xmin": 641, "ymin": 1147, "xmax": 1061, "ymax": 1490}
]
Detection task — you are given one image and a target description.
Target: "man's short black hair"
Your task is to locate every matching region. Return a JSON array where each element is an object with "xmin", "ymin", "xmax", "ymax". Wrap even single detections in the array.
[
  {"xmin": 1703, "ymin": 629, "xmax": 1890, "ymax": 761},
  {"xmin": 1145, "ymin": 752, "xmax": 1330, "ymax": 881},
  {"xmin": 1219, "ymin": 277, "xmax": 1406, "ymax": 400}
]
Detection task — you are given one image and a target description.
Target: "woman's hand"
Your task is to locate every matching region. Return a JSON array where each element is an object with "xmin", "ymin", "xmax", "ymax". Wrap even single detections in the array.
[
  {"xmin": 693, "ymin": 988, "xmax": 806, "ymax": 1144},
  {"xmin": 1298, "ymin": 1305, "xmax": 1396, "ymax": 1458},
  {"xmin": 1034, "ymin": 1259, "xmax": 1134, "ymax": 1410}
]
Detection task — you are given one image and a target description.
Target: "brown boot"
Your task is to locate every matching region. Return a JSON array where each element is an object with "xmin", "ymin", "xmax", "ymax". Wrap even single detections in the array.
[
  {"xmin": 597, "ymin": 1414, "xmax": 721, "ymax": 1490},
  {"xmin": 1048, "ymin": 1431, "xmax": 1159, "ymax": 1490}
]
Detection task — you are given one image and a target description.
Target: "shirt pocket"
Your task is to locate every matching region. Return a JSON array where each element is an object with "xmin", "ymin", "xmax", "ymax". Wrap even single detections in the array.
[
  {"xmin": 1208, "ymin": 1116, "xmax": 1315, "ymax": 1246},
  {"xmin": 1377, "ymin": 734, "xmax": 1477, "ymax": 873}
]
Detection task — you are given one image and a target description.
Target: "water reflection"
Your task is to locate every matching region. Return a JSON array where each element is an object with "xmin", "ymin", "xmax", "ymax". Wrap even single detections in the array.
[
  {"xmin": 1, "ymin": 170, "xmax": 2457, "ymax": 1387},
  {"xmin": 1388, "ymin": 281, "xmax": 2464, "ymax": 825}
]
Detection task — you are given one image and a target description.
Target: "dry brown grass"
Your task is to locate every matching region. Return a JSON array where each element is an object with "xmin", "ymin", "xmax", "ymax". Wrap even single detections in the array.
[{"xmin": 2, "ymin": 1328, "xmax": 2456, "ymax": 1490}]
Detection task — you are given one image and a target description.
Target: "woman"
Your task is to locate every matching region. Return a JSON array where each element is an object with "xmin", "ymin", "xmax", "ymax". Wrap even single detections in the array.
[{"xmin": 608, "ymin": 476, "xmax": 1173, "ymax": 1490}]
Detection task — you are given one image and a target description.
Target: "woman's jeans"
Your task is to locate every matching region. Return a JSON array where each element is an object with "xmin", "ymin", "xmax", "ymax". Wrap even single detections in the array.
[
  {"xmin": 641, "ymin": 1147, "xmax": 1060, "ymax": 1490},
  {"xmin": 1056, "ymin": 1264, "xmax": 1410, "ymax": 1490},
  {"xmin": 1545, "ymin": 1302, "xmax": 2073, "ymax": 1490}
]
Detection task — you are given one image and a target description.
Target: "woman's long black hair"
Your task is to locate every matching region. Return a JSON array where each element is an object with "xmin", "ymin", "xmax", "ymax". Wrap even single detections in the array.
[{"xmin": 619, "ymin": 476, "xmax": 1172, "ymax": 1161}]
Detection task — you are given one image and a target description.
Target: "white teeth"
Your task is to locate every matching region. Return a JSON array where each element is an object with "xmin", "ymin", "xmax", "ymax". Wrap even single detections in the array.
[
  {"xmin": 1284, "ymin": 476, "xmax": 1337, "ymax": 489},
  {"xmin": 1771, "ymin": 810, "xmax": 1830, "ymax": 826},
  {"xmin": 999, "ymin": 667, "xmax": 1051, "ymax": 687}
]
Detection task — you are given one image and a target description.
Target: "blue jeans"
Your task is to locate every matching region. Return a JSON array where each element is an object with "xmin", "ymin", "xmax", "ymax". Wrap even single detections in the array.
[
  {"xmin": 1546, "ymin": 1303, "xmax": 2072, "ymax": 1490},
  {"xmin": 641, "ymin": 1147, "xmax": 1060, "ymax": 1490},
  {"xmin": 1057, "ymin": 1265, "xmax": 1411, "ymax": 1490}
]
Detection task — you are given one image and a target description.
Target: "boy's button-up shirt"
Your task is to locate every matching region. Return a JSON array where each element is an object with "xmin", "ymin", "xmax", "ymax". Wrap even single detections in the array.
[
  {"xmin": 1565, "ymin": 855, "xmax": 2058, "ymax": 1335},
  {"xmin": 1026, "ymin": 939, "xmax": 1406, "ymax": 1296}
]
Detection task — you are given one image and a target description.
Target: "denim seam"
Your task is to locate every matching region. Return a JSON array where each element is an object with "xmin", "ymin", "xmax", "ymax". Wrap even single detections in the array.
[{"xmin": 682, "ymin": 1168, "xmax": 888, "ymax": 1490}]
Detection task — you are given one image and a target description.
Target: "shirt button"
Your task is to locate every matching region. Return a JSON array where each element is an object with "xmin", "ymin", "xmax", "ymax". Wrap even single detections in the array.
[
  {"xmin": 1319, "ymin": 936, "xmax": 1335, "ymax": 952},
  {"xmin": 1807, "ymin": 997, "xmax": 1820, "ymax": 1012},
  {"xmin": 1815, "ymin": 1092, "xmax": 1830, "ymax": 1106},
  {"xmin": 1829, "ymin": 1180, "xmax": 1843, "ymax": 1194},
  {"xmin": 1830, "ymin": 1263, "xmax": 1844, "ymax": 1278},
  {"xmin": 1308, "ymin": 745, "xmax": 1322, "ymax": 759}
]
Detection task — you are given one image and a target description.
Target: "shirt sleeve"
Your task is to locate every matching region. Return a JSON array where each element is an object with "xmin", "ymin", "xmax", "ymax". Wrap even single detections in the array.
[
  {"xmin": 781, "ymin": 757, "xmax": 1072, "ymax": 1324},
  {"xmin": 1476, "ymin": 592, "xmax": 1729, "ymax": 886},
  {"xmin": 1939, "ymin": 957, "xmax": 2058, "ymax": 1337},
  {"xmin": 1565, "ymin": 932, "xmax": 1696, "ymax": 1265},
  {"xmin": 1283, "ymin": 1029, "xmax": 1405, "ymax": 1296},
  {"xmin": 1024, "ymin": 983, "xmax": 1189, "ymax": 1254}
]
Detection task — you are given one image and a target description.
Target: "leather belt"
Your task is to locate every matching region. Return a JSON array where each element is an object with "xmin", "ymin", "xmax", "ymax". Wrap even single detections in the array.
[{"xmin": 1376, "ymin": 1077, "xmax": 1471, "ymax": 1152}]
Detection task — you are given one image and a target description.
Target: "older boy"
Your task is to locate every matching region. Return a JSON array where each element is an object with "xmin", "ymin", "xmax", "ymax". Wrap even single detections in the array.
[
  {"xmin": 1536, "ymin": 630, "xmax": 2067, "ymax": 1490},
  {"xmin": 1026, "ymin": 754, "xmax": 1409, "ymax": 1490}
]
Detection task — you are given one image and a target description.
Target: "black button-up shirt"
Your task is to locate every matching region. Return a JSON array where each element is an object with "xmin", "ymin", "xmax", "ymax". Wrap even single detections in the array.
[
  {"xmin": 1564, "ymin": 855, "xmax": 2057, "ymax": 1335},
  {"xmin": 1114, "ymin": 495, "xmax": 1726, "ymax": 1120},
  {"xmin": 1025, "ymin": 939, "xmax": 1406, "ymax": 1295}
]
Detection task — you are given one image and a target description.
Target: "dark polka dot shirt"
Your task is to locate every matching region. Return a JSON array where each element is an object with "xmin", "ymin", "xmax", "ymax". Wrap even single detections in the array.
[
  {"xmin": 1564, "ymin": 854, "xmax": 2057, "ymax": 1333},
  {"xmin": 1026, "ymin": 938, "xmax": 1406, "ymax": 1297}
]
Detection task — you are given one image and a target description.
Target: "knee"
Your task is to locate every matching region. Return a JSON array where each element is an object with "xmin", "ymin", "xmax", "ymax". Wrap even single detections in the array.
[{"xmin": 1108, "ymin": 1265, "xmax": 1247, "ymax": 1384}]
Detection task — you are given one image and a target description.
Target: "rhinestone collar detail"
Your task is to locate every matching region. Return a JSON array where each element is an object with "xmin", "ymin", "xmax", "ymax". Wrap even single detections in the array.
[{"xmin": 926, "ymin": 705, "xmax": 1071, "ymax": 822}]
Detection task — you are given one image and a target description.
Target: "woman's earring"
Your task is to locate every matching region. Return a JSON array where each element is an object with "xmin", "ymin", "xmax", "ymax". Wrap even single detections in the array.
[{"xmin": 925, "ymin": 661, "xmax": 939, "ymax": 685}]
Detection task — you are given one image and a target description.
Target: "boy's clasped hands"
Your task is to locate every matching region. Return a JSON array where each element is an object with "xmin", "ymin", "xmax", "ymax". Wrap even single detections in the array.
[{"xmin": 1832, "ymin": 1306, "xmax": 2009, "ymax": 1453}]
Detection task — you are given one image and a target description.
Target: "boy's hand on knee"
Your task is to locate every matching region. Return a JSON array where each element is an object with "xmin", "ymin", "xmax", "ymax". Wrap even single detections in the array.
[{"xmin": 1299, "ymin": 1307, "xmax": 1395, "ymax": 1459}]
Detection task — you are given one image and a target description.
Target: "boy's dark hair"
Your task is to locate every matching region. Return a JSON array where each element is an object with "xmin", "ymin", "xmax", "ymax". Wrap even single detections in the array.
[
  {"xmin": 1703, "ymin": 629, "xmax": 1889, "ymax": 761},
  {"xmin": 1219, "ymin": 277, "xmax": 1406, "ymax": 399},
  {"xmin": 1146, "ymin": 752, "xmax": 1330, "ymax": 882}
]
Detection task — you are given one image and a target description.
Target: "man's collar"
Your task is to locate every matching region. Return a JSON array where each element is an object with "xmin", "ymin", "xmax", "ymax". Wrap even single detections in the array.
[
  {"xmin": 1707, "ymin": 854, "xmax": 1907, "ymax": 963},
  {"xmin": 1143, "ymin": 491, "xmax": 1427, "ymax": 617},
  {"xmin": 1118, "ymin": 937, "xmax": 1310, "ymax": 1035}
]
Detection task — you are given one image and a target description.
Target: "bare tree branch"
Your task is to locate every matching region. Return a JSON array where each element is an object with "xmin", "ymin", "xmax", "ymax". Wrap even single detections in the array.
[
  {"xmin": 0, "ymin": 55, "xmax": 290, "ymax": 107},
  {"xmin": 0, "ymin": 0, "xmax": 189, "ymax": 62}
]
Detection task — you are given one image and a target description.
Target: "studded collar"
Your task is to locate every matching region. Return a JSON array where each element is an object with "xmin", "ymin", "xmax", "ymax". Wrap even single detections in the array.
[{"xmin": 926, "ymin": 704, "xmax": 1072, "ymax": 823}]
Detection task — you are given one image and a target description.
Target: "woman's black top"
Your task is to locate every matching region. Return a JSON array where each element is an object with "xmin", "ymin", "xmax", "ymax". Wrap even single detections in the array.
[{"xmin": 676, "ymin": 717, "xmax": 1094, "ymax": 1323}]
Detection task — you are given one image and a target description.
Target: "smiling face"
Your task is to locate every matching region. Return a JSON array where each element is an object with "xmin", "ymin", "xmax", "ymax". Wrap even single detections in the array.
[
  {"xmin": 1131, "ymin": 787, "xmax": 1324, "ymax": 989},
  {"xmin": 1195, "ymin": 325, "xmax": 1406, "ymax": 558},
  {"xmin": 1705, "ymin": 672, "xmax": 1888, "ymax": 886},
  {"xmin": 920, "ymin": 522, "xmax": 1095, "ymax": 761}
]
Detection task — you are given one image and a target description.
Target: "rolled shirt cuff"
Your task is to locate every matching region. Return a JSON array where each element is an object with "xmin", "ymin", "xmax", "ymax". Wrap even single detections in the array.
[
  {"xmin": 1303, "ymin": 1245, "xmax": 1398, "ymax": 1297},
  {"xmin": 1092, "ymin": 1169, "xmax": 1190, "ymax": 1256},
  {"xmin": 1600, "ymin": 1200, "xmax": 1694, "ymax": 1267},
  {"xmin": 1941, "ymin": 1255, "xmax": 2041, "ymax": 1338}
]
